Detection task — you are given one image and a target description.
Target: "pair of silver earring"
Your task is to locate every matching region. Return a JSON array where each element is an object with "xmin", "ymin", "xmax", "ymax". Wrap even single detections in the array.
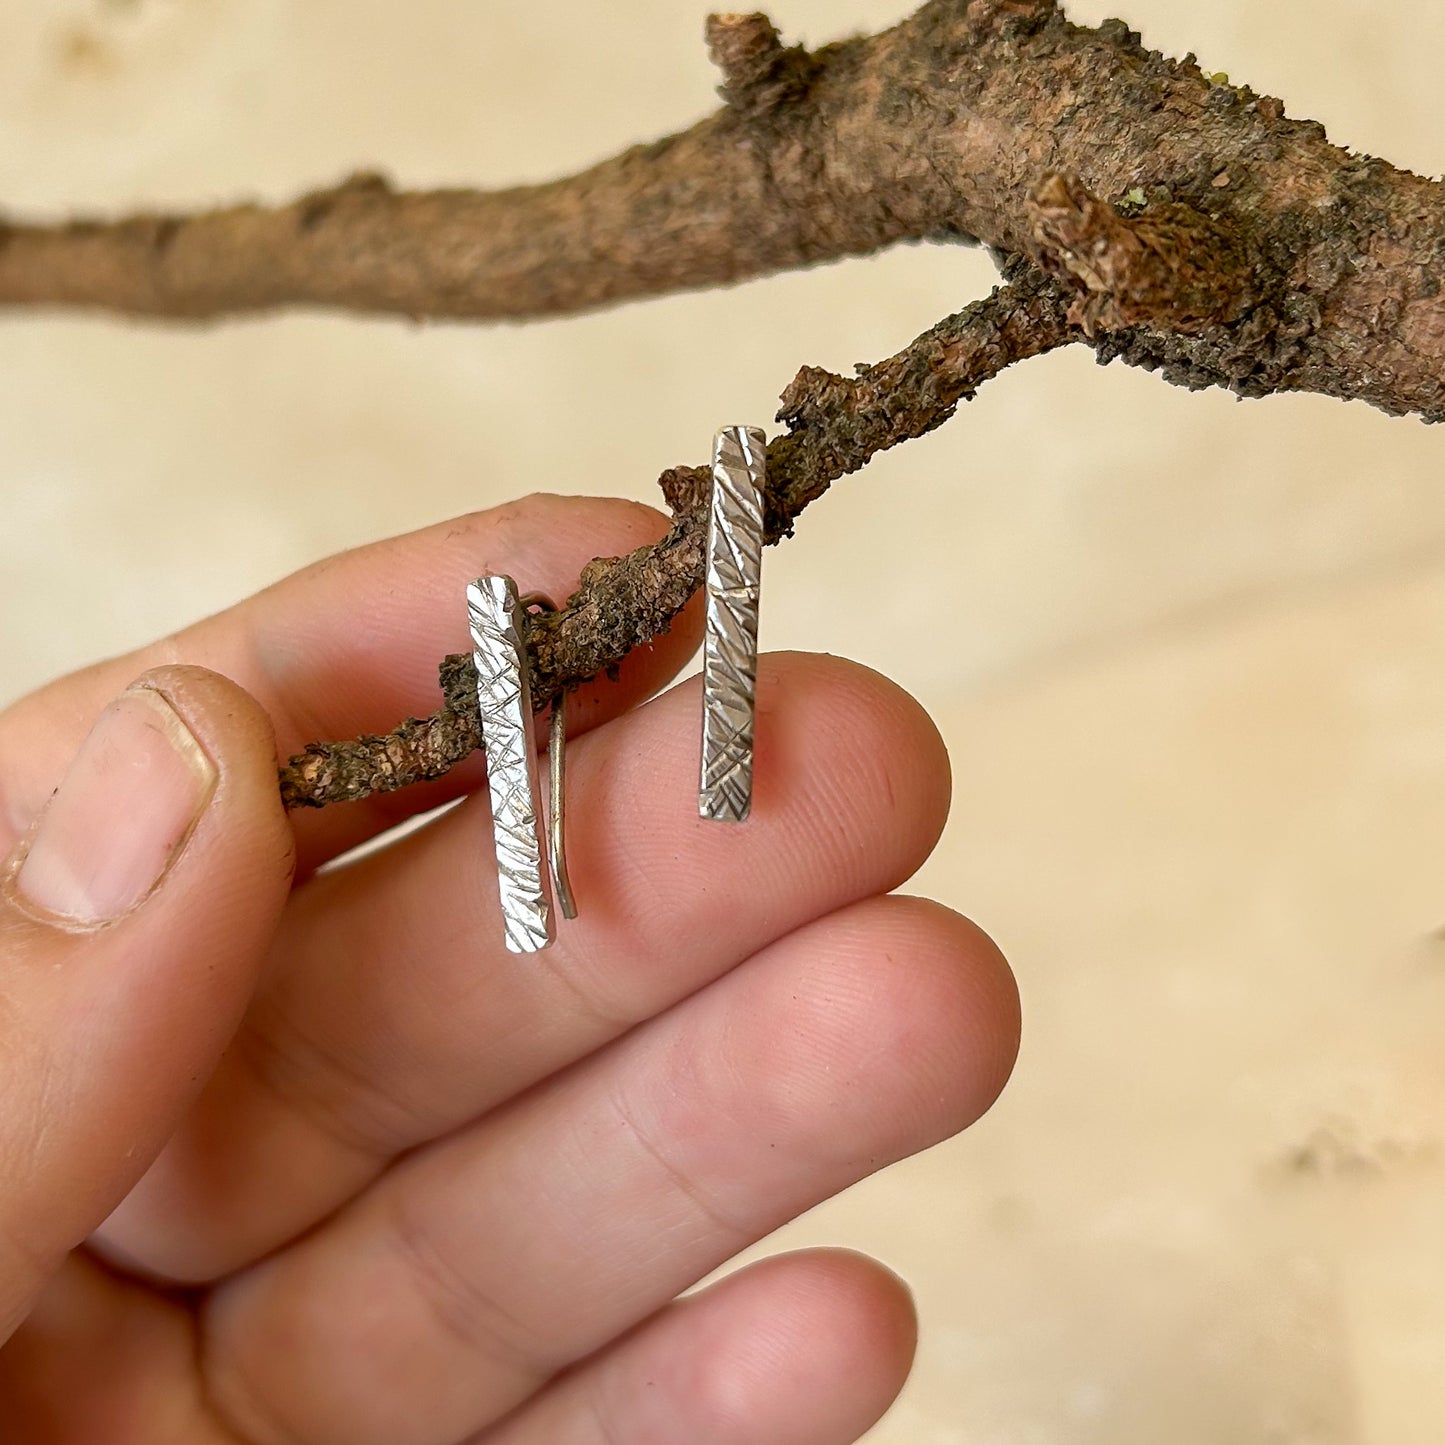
[{"xmin": 468, "ymin": 423, "xmax": 766, "ymax": 953}]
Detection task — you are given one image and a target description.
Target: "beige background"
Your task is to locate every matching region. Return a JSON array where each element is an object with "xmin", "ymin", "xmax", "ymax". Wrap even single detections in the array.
[{"xmin": 3, "ymin": 2, "xmax": 1445, "ymax": 1441}]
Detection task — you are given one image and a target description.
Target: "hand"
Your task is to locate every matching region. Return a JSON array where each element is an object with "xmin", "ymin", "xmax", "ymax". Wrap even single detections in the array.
[{"xmin": 0, "ymin": 495, "xmax": 1019, "ymax": 1445}]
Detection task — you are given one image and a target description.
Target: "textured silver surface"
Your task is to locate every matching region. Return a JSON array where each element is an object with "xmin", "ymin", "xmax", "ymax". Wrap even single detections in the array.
[
  {"xmin": 699, "ymin": 425, "xmax": 766, "ymax": 822},
  {"xmin": 468, "ymin": 574, "xmax": 555, "ymax": 952},
  {"xmin": 519, "ymin": 590, "xmax": 578, "ymax": 924}
]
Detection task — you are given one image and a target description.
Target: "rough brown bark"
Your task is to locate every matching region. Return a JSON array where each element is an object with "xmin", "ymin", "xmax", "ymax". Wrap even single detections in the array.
[{"xmin": 3, "ymin": 1, "xmax": 1442, "ymax": 422}]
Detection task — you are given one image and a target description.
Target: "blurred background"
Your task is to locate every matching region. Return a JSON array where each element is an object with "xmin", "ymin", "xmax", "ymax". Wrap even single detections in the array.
[{"xmin": 2, "ymin": 1, "xmax": 1444, "ymax": 1440}]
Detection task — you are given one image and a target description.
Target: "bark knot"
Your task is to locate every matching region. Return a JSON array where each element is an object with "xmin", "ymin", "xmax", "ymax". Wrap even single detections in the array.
[
  {"xmin": 705, "ymin": 11, "xmax": 819, "ymax": 118},
  {"xmin": 964, "ymin": 0, "xmax": 1059, "ymax": 42},
  {"xmin": 1026, "ymin": 171, "xmax": 1254, "ymax": 335}
]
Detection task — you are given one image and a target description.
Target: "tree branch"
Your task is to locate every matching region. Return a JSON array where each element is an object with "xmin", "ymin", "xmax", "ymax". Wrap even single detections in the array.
[
  {"xmin": 278, "ymin": 267, "xmax": 1074, "ymax": 808},
  {"xmin": 7, "ymin": 0, "xmax": 1444, "ymax": 808},
  {"xmin": 2, "ymin": 1, "xmax": 1442, "ymax": 422}
]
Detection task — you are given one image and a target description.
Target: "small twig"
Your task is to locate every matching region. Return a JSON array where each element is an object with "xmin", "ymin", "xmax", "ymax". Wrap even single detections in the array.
[{"xmin": 278, "ymin": 269, "xmax": 1076, "ymax": 808}]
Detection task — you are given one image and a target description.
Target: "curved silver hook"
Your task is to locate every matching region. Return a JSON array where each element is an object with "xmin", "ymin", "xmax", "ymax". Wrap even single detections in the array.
[{"xmin": 520, "ymin": 592, "xmax": 578, "ymax": 922}]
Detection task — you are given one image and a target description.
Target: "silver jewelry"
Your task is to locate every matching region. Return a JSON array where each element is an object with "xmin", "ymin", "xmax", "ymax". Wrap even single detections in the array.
[
  {"xmin": 467, "ymin": 575, "xmax": 575, "ymax": 952},
  {"xmin": 526, "ymin": 593, "xmax": 578, "ymax": 925},
  {"xmin": 699, "ymin": 425, "xmax": 766, "ymax": 823}
]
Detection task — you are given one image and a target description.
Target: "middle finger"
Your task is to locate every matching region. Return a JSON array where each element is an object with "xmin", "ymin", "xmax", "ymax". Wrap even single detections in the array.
[{"xmin": 97, "ymin": 653, "xmax": 952, "ymax": 1283}]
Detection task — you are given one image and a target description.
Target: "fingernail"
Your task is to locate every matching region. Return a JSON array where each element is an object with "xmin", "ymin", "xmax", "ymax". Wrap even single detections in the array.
[{"xmin": 9, "ymin": 686, "xmax": 217, "ymax": 925}]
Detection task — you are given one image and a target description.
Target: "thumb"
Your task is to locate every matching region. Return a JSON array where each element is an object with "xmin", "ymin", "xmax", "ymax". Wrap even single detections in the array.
[{"xmin": 0, "ymin": 665, "xmax": 294, "ymax": 1341}]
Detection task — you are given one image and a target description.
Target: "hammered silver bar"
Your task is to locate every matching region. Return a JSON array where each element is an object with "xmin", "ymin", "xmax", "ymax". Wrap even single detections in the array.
[
  {"xmin": 468, "ymin": 574, "xmax": 555, "ymax": 952},
  {"xmin": 699, "ymin": 425, "xmax": 766, "ymax": 822}
]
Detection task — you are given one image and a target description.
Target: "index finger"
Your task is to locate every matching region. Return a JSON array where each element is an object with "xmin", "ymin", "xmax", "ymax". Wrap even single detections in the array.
[{"xmin": 0, "ymin": 495, "xmax": 701, "ymax": 874}]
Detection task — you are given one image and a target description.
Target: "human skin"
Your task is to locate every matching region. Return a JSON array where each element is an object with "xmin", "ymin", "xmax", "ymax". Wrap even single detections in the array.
[{"xmin": 0, "ymin": 494, "xmax": 1020, "ymax": 1445}]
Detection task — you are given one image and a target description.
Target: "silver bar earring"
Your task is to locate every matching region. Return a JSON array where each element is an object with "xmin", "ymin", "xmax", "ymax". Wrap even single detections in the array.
[
  {"xmin": 467, "ymin": 574, "xmax": 574, "ymax": 952},
  {"xmin": 699, "ymin": 424, "xmax": 766, "ymax": 823}
]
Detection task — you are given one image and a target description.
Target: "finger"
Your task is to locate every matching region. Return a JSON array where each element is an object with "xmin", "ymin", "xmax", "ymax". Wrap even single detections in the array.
[
  {"xmin": 0, "ymin": 1253, "xmax": 231, "ymax": 1444},
  {"xmin": 0, "ymin": 667, "xmax": 293, "ymax": 1343},
  {"xmin": 473, "ymin": 1250, "xmax": 917, "ymax": 1445},
  {"xmin": 200, "ymin": 896, "xmax": 1020, "ymax": 1445},
  {"xmin": 0, "ymin": 495, "xmax": 700, "ymax": 874},
  {"xmin": 100, "ymin": 654, "xmax": 953, "ymax": 1283}
]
